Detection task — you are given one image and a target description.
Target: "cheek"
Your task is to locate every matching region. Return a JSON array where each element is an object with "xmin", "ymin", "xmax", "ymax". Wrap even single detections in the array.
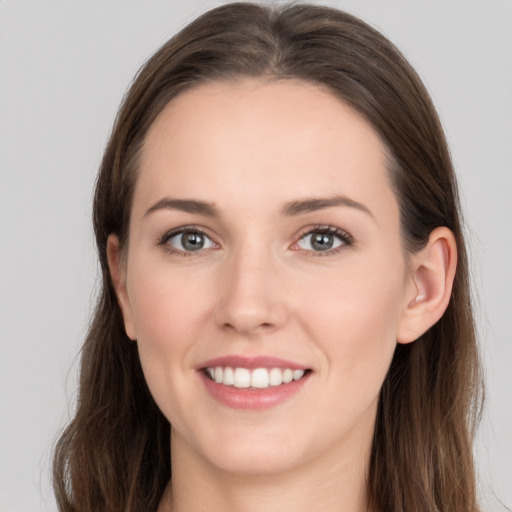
[
  {"xmin": 125, "ymin": 263, "xmax": 215, "ymax": 412},
  {"xmin": 281, "ymin": 260, "xmax": 406, "ymax": 457},
  {"xmin": 297, "ymin": 261, "xmax": 404, "ymax": 382},
  {"xmin": 127, "ymin": 259, "xmax": 214, "ymax": 342}
]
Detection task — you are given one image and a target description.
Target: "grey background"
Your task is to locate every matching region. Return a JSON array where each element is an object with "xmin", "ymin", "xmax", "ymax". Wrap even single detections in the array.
[{"xmin": 1, "ymin": 1, "xmax": 511, "ymax": 510}]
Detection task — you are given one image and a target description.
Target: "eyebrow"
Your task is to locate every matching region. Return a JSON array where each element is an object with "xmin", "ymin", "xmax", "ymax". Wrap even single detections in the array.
[
  {"xmin": 144, "ymin": 194, "xmax": 373, "ymax": 219},
  {"xmin": 144, "ymin": 198, "xmax": 218, "ymax": 218},
  {"xmin": 281, "ymin": 195, "xmax": 373, "ymax": 218}
]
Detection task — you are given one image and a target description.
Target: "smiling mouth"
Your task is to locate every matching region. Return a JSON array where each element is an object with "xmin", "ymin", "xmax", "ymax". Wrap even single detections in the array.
[{"xmin": 203, "ymin": 366, "xmax": 311, "ymax": 389}]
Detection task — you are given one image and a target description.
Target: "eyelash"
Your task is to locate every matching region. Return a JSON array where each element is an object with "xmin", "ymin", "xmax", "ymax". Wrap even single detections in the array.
[
  {"xmin": 157, "ymin": 225, "xmax": 215, "ymax": 257},
  {"xmin": 157, "ymin": 224, "xmax": 354, "ymax": 257},
  {"xmin": 293, "ymin": 224, "xmax": 354, "ymax": 257}
]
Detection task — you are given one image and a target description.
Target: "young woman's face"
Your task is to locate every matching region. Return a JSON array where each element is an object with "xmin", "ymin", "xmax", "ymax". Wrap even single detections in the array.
[{"xmin": 115, "ymin": 79, "xmax": 417, "ymax": 477}]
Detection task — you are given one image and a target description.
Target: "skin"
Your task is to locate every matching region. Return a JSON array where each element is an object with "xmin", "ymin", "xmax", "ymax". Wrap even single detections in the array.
[{"xmin": 108, "ymin": 79, "xmax": 456, "ymax": 512}]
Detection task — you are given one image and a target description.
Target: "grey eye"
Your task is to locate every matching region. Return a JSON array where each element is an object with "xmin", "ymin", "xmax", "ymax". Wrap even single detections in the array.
[
  {"xmin": 297, "ymin": 231, "xmax": 344, "ymax": 251},
  {"xmin": 167, "ymin": 231, "xmax": 214, "ymax": 252}
]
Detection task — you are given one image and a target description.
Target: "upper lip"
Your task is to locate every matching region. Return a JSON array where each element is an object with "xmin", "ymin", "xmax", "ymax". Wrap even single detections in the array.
[{"xmin": 198, "ymin": 355, "xmax": 309, "ymax": 371}]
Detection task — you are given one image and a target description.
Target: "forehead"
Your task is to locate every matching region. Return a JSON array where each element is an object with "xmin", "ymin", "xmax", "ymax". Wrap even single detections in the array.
[{"xmin": 135, "ymin": 78, "xmax": 397, "ymax": 223}]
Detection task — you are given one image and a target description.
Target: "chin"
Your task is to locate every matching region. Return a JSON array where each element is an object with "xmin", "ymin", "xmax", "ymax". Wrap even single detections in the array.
[
  {"xmin": 192, "ymin": 423, "xmax": 308, "ymax": 476},
  {"xmin": 208, "ymin": 444, "xmax": 303, "ymax": 476}
]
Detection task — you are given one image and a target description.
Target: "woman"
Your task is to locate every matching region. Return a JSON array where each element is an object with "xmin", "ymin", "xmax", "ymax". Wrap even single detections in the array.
[{"xmin": 53, "ymin": 3, "xmax": 483, "ymax": 511}]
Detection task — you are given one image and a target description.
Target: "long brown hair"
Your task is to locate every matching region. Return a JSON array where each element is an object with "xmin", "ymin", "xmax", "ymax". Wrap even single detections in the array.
[{"xmin": 53, "ymin": 3, "xmax": 483, "ymax": 511}]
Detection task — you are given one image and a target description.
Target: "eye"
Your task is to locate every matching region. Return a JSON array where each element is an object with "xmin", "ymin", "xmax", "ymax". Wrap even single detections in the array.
[
  {"xmin": 295, "ymin": 226, "xmax": 352, "ymax": 253},
  {"xmin": 161, "ymin": 228, "xmax": 216, "ymax": 253}
]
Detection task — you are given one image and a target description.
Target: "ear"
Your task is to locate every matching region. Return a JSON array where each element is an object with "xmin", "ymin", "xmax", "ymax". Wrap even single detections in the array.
[
  {"xmin": 107, "ymin": 235, "xmax": 137, "ymax": 340},
  {"xmin": 397, "ymin": 227, "xmax": 457, "ymax": 344}
]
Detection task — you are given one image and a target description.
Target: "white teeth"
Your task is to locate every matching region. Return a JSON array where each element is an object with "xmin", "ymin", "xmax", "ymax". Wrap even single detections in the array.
[
  {"xmin": 251, "ymin": 368, "xmax": 269, "ymax": 389},
  {"xmin": 223, "ymin": 366, "xmax": 234, "ymax": 386},
  {"xmin": 282, "ymin": 368, "xmax": 293, "ymax": 383},
  {"xmin": 293, "ymin": 369, "xmax": 305, "ymax": 380},
  {"xmin": 205, "ymin": 366, "xmax": 307, "ymax": 389},
  {"xmin": 233, "ymin": 368, "xmax": 251, "ymax": 388},
  {"xmin": 269, "ymin": 367, "xmax": 283, "ymax": 386}
]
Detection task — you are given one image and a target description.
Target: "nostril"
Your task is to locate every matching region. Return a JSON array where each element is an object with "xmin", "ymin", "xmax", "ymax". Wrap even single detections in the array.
[
  {"xmin": 222, "ymin": 321, "xmax": 274, "ymax": 332},
  {"xmin": 214, "ymin": 293, "xmax": 289, "ymax": 335}
]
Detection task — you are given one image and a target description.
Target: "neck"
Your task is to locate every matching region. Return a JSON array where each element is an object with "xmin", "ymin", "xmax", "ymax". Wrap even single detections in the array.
[{"xmin": 160, "ymin": 426, "xmax": 373, "ymax": 512}]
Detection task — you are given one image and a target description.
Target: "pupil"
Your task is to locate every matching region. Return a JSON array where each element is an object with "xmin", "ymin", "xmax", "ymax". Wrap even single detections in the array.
[
  {"xmin": 312, "ymin": 233, "xmax": 333, "ymax": 251},
  {"xmin": 182, "ymin": 232, "xmax": 204, "ymax": 251}
]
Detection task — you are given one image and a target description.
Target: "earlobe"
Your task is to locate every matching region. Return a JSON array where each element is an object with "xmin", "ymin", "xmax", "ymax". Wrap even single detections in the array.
[
  {"xmin": 397, "ymin": 227, "xmax": 457, "ymax": 344},
  {"xmin": 107, "ymin": 235, "xmax": 137, "ymax": 340}
]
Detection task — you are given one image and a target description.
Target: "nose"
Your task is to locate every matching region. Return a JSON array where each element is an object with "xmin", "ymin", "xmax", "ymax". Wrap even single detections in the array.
[{"xmin": 214, "ymin": 246, "xmax": 289, "ymax": 336}]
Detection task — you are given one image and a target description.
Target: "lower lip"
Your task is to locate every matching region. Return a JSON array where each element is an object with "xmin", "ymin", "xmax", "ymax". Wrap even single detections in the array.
[{"xmin": 200, "ymin": 372, "xmax": 310, "ymax": 410}]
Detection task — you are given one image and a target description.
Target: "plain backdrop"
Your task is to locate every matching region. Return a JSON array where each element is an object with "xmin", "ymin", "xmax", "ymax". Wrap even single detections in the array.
[{"xmin": 1, "ymin": 1, "xmax": 511, "ymax": 511}]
